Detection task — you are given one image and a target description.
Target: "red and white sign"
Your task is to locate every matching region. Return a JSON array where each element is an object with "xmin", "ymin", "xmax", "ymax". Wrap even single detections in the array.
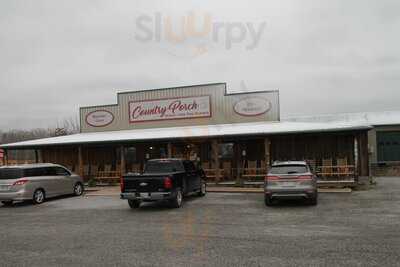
[
  {"xmin": 234, "ymin": 97, "xmax": 271, "ymax": 117},
  {"xmin": 129, "ymin": 96, "xmax": 211, "ymax": 123},
  {"xmin": 86, "ymin": 110, "xmax": 115, "ymax": 127}
]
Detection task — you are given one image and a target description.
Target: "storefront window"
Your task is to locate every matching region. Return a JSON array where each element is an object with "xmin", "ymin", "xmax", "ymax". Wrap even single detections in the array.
[
  {"xmin": 146, "ymin": 145, "xmax": 167, "ymax": 159},
  {"xmin": 377, "ymin": 132, "xmax": 400, "ymax": 162},
  {"xmin": 219, "ymin": 143, "xmax": 234, "ymax": 159},
  {"xmin": 126, "ymin": 147, "xmax": 137, "ymax": 163}
]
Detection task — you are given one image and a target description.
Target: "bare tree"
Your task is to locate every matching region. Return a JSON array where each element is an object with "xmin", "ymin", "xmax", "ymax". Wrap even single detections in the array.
[
  {"xmin": 55, "ymin": 116, "xmax": 80, "ymax": 135},
  {"xmin": 0, "ymin": 116, "xmax": 80, "ymax": 144}
]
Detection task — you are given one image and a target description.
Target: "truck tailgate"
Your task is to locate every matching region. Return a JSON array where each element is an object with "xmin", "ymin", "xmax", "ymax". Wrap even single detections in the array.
[{"xmin": 123, "ymin": 175, "xmax": 166, "ymax": 193}]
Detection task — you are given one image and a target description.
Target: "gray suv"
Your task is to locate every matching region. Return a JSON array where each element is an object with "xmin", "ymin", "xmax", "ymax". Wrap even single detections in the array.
[
  {"xmin": 0, "ymin": 164, "xmax": 84, "ymax": 206},
  {"xmin": 264, "ymin": 161, "xmax": 318, "ymax": 206}
]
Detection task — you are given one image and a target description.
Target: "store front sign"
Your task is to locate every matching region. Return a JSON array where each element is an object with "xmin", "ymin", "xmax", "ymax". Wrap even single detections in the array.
[
  {"xmin": 129, "ymin": 96, "xmax": 211, "ymax": 123},
  {"xmin": 234, "ymin": 97, "xmax": 271, "ymax": 116},
  {"xmin": 86, "ymin": 110, "xmax": 114, "ymax": 127}
]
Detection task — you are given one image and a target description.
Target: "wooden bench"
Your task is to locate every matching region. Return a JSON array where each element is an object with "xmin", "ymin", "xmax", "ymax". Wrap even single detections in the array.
[
  {"xmin": 241, "ymin": 161, "xmax": 267, "ymax": 180},
  {"xmin": 317, "ymin": 165, "xmax": 356, "ymax": 179},
  {"xmin": 96, "ymin": 165, "xmax": 121, "ymax": 184}
]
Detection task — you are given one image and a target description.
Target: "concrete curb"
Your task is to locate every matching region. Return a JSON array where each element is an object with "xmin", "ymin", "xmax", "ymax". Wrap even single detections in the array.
[{"xmin": 83, "ymin": 186, "xmax": 352, "ymax": 196}]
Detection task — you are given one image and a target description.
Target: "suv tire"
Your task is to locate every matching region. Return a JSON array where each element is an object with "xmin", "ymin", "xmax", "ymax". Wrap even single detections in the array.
[{"xmin": 198, "ymin": 182, "xmax": 206, "ymax": 197}]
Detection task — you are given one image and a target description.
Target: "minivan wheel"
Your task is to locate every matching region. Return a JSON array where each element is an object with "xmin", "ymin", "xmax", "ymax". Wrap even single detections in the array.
[
  {"xmin": 198, "ymin": 182, "xmax": 206, "ymax": 197},
  {"xmin": 1, "ymin": 201, "xmax": 13, "ymax": 206},
  {"xmin": 73, "ymin": 183, "xmax": 84, "ymax": 196},
  {"xmin": 33, "ymin": 189, "xmax": 45, "ymax": 204},
  {"xmin": 170, "ymin": 189, "xmax": 183, "ymax": 208},
  {"xmin": 128, "ymin": 199, "xmax": 141, "ymax": 209}
]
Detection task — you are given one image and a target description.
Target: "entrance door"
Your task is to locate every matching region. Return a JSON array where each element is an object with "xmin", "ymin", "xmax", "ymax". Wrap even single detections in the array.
[{"xmin": 172, "ymin": 143, "xmax": 200, "ymax": 161}]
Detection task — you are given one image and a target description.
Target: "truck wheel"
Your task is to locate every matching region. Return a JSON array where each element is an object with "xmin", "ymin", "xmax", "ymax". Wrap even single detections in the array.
[
  {"xmin": 1, "ymin": 201, "xmax": 13, "ymax": 206},
  {"xmin": 128, "ymin": 200, "xmax": 141, "ymax": 209},
  {"xmin": 198, "ymin": 182, "xmax": 206, "ymax": 197},
  {"xmin": 309, "ymin": 196, "xmax": 318, "ymax": 206},
  {"xmin": 264, "ymin": 196, "xmax": 273, "ymax": 206},
  {"xmin": 170, "ymin": 189, "xmax": 183, "ymax": 208}
]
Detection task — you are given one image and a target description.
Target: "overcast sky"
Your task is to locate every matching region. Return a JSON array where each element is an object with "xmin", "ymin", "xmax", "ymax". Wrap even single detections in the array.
[{"xmin": 0, "ymin": 0, "xmax": 399, "ymax": 130}]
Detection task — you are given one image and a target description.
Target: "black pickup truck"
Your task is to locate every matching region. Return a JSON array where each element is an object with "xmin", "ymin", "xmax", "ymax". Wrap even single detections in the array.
[{"xmin": 120, "ymin": 159, "xmax": 207, "ymax": 209}]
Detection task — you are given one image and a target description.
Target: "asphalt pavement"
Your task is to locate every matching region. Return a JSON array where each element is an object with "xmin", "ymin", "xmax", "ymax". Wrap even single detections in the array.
[{"xmin": 0, "ymin": 177, "xmax": 399, "ymax": 267}]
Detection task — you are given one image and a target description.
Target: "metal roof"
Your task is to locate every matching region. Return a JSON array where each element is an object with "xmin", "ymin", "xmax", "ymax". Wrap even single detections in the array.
[
  {"xmin": 0, "ymin": 163, "xmax": 61, "ymax": 169},
  {"xmin": 284, "ymin": 110, "xmax": 400, "ymax": 126},
  {"xmin": 0, "ymin": 121, "xmax": 372, "ymax": 149},
  {"xmin": 272, "ymin": 161, "xmax": 308, "ymax": 166}
]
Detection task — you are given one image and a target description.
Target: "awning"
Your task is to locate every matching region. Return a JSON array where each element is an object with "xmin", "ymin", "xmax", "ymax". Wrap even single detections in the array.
[{"xmin": 0, "ymin": 121, "xmax": 372, "ymax": 149}]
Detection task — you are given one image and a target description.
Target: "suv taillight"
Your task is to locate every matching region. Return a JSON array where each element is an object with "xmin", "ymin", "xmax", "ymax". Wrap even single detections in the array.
[
  {"xmin": 13, "ymin": 179, "xmax": 29, "ymax": 186},
  {"xmin": 120, "ymin": 176, "xmax": 124, "ymax": 192},
  {"xmin": 297, "ymin": 175, "xmax": 312, "ymax": 180},
  {"xmin": 164, "ymin": 177, "xmax": 172, "ymax": 189},
  {"xmin": 265, "ymin": 176, "xmax": 280, "ymax": 181}
]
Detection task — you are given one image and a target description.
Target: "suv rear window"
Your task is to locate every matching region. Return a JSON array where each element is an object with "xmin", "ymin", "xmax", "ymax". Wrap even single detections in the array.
[
  {"xmin": 0, "ymin": 168, "xmax": 24, "ymax": 180},
  {"xmin": 270, "ymin": 165, "xmax": 308, "ymax": 175}
]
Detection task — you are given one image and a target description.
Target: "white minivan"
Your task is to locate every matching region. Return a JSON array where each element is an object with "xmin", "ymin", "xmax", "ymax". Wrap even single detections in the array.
[{"xmin": 0, "ymin": 163, "xmax": 84, "ymax": 206}]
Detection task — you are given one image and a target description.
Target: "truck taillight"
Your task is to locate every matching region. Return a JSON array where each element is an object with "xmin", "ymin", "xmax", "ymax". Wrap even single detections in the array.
[
  {"xmin": 164, "ymin": 177, "xmax": 172, "ymax": 189},
  {"xmin": 297, "ymin": 175, "xmax": 312, "ymax": 180},
  {"xmin": 13, "ymin": 179, "xmax": 29, "ymax": 186},
  {"xmin": 120, "ymin": 176, "xmax": 124, "ymax": 192},
  {"xmin": 265, "ymin": 176, "xmax": 279, "ymax": 181}
]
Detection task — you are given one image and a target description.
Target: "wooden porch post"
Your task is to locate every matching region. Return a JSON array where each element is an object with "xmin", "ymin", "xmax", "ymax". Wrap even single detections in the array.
[
  {"xmin": 211, "ymin": 140, "xmax": 220, "ymax": 183},
  {"xmin": 4, "ymin": 149, "xmax": 9, "ymax": 165},
  {"xmin": 235, "ymin": 141, "xmax": 243, "ymax": 185},
  {"xmin": 78, "ymin": 146, "xmax": 84, "ymax": 178},
  {"xmin": 35, "ymin": 149, "xmax": 39, "ymax": 164},
  {"xmin": 37, "ymin": 149, "xmax": 43, "ymax": 163},
  {"xmin": 2, "ymin": 149, "xmax": 7, "ymax": 165},
  {"xmin": 120, "ymin": 145, "xmax": 126, "ymax": 175},
  {"xmin": 264, "ymin": 137, "xmax": 271, "ymax": 171},
  {"xmin": 167, "ymin": 143, "xmax": 172, "ymax": 158},
  {"xmin": 354, "ymin": 135, "xmax": 359, "ymax": 178},
  {"xmin": 358, "ymin": 131, "xmax": 369, "ymax": 178}
]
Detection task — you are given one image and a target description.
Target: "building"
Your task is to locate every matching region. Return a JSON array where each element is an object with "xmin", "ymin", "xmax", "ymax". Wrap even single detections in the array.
[
  {"xmin": 1, "ymin": 83, "xmax": 372, "ymax": 183},
  {"xmin": 286, "ymin": 111, "xmax": 400, "ymax": 176}
]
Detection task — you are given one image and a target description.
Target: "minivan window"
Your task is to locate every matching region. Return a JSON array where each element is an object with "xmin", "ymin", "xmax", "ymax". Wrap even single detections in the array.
[
  {"xmin": 24, "ymin": 168, "xmax": 47, "ymax": 177},
  {"xmin": 0, "ymin": 168, "xmax": 24, "ymax": 180},
  {"xmin": 270, "ymin": 165, "xmax": 309, "ymax": 174},
  {"xmin": 54, "ymin": 167, "xmax": 70, "ymax": 176}
]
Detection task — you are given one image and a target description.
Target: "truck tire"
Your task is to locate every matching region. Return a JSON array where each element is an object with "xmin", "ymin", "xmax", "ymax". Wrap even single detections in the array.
[
  {"xmin": 309, "ymin": 196, "xmax": 318, "ymax": 206},
  {"xmin": 198, "ymin": 182, "xmax": 206, "ymax": 197},
  {"xmin": 264, "ymin": 196, "xmax": 273, "ymax": 206},
  {"xmin": 170, "ymin": 189, "xmax": 183, "ymax": 208},
  {"xmin": 128, "ymin": 200, "xmax": 141, "ymax": 209},
  {"xmin": 1, "ymin": 201, "xmax": 13, "ymax": 206}
]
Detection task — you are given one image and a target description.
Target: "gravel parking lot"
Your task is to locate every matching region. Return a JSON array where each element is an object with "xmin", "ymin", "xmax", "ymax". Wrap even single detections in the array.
[{"xmin": 1, "ymin": 177, "xmax": 399, "ymax": 267}]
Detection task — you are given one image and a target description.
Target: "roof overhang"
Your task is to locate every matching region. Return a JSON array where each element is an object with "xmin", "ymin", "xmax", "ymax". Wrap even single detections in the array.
[{"xmin": 0, "ymin": 121, "xmax": 372, "ymax": 149}]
